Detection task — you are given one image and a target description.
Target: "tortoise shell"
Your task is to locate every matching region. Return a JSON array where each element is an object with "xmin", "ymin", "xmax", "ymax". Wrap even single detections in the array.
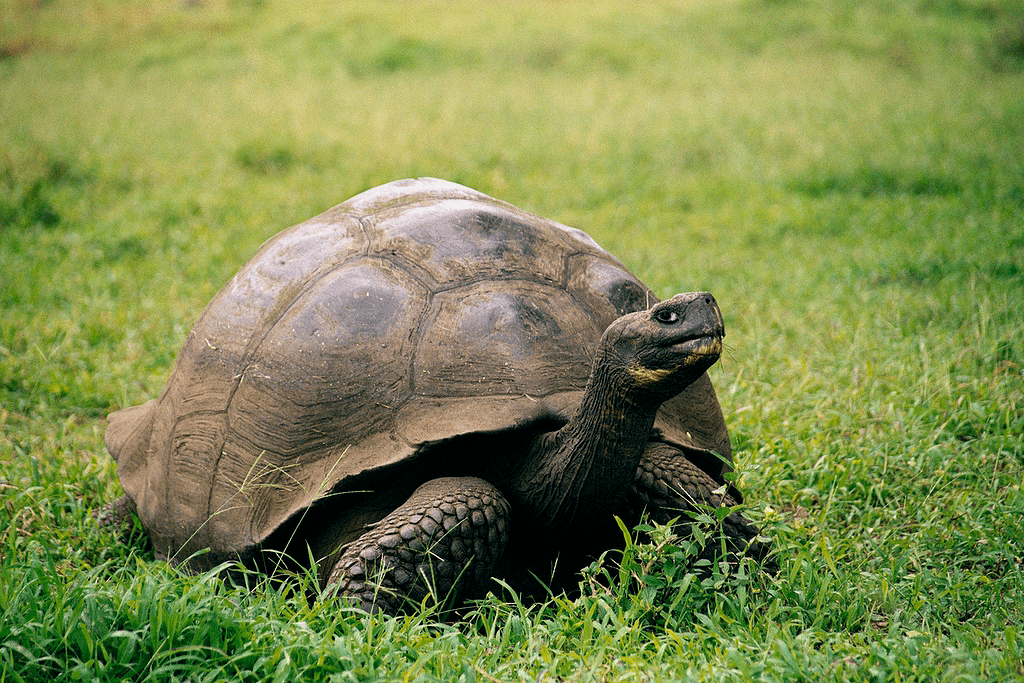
[{"xmin": 106, "ymin": 178, "xmax": 730, "ymax": 570}]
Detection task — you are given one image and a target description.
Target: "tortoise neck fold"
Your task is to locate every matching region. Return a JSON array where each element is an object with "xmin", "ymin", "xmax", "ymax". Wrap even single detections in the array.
[{"xmin": 510, "ymin": 362, "xmax": 659, "ymax": 532}]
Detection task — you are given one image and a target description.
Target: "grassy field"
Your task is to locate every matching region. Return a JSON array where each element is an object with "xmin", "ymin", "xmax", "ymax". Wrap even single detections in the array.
[{"xmin": 2, "ymin": 0, "xmax": 1023, "ymax": 680}]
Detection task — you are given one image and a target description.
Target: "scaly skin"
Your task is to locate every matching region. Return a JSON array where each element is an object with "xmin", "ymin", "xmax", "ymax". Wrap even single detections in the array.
[
  {"xmin": 630, "ymin": 441, "xmax": 773, "ymax": 567},
  {"xmin": 324, "ymin": 477, "xmax": 510, "ymax": 614},
  {"xmin": 94, "ymin": 494, "xmax": 138, "ymax": 540}
]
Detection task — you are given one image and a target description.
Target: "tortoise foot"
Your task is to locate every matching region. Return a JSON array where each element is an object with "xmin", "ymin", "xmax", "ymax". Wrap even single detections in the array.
[
  {"xmin": 323, "ymin": 476, "xmax": 510, "ymax": 614},
  {"xmin": 633, "ymin": 442, "xmax": 775, "ymax": 570},
  {"xmin": 93, "ymin": 494, "xmax": 139, "ymax": 540}
]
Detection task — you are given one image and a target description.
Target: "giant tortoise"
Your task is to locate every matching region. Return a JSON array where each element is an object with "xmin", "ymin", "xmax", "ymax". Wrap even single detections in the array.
[{"xmin": 104, "ymin": 178, "xmax": 767, "ymax": 613}]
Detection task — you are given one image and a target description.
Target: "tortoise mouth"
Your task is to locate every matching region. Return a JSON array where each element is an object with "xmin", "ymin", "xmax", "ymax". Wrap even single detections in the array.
[{"xmin": 666, "ymin": 334, "xmax": 723, "ymax": 356}]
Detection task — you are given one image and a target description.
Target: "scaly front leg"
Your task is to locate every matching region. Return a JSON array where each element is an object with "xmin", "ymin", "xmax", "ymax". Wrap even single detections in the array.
[
  {"xmin": 323, "ymin": 477, "xmax": 511, "ymax": 614},
  {"xmin": 631, "ymin": 441, "xmax": 773, "ymax": 568}
]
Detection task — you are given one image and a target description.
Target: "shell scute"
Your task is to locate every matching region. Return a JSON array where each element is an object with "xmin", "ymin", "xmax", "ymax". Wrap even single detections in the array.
[
  {"xmin": 414, "ymin": 282, "xmax": 600, "ymax": 398},
  {"xmin": 366, "ymin": 200, "xmax": 572, "ymax": 288},
  {"xmin": 567, "ymin": 254, "xmax": 655, "ymax": 319}
]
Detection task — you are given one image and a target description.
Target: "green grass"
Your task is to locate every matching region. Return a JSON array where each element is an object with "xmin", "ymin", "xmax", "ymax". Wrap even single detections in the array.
[{"xmin": 2, "ymin": 0, "xmax": 1023, "ymax": 680}]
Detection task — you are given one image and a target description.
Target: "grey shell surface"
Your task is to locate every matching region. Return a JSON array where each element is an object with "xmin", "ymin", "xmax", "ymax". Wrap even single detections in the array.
[{"xmin": 106, "ymin": 178, "xmax": 730, "ymax": 568}]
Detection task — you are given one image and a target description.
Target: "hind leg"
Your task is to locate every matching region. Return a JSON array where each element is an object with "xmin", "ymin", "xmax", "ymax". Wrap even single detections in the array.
[
  {"xmin": 94, "ymin": 494, "xmax": 140, "ymax": 540},
  {"xmin": 323, "ymin": 476, "xmax": 510, "ymax": 614}
]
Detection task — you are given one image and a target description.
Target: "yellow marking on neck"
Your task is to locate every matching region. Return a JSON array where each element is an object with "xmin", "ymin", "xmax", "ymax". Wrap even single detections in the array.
[{"xmin": 627, "ymin": 365, "xmax": 675, "ymax": 385}]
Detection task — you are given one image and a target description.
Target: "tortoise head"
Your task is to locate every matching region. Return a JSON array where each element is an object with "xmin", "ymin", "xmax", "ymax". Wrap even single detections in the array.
[{"xmin": 599, "ymin": 292, "xmax": 724, "ymax": 402}]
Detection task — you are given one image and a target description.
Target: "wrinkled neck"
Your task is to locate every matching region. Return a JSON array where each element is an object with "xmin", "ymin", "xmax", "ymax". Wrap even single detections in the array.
[{"xmin": 510, "ymin": 364, "xmax": 659, "ymax": 532}]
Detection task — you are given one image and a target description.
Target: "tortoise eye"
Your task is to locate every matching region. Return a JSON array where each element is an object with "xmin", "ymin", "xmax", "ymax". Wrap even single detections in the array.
[{"xmin": 655, "ymin": 309, "xmax": 679, "ymax": 324}]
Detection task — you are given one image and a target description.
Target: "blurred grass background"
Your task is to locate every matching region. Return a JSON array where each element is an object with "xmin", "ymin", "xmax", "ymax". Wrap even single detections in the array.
[{"xmin": 2, "ymin": 0, "xmax": 1023, "ymax": 680}]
